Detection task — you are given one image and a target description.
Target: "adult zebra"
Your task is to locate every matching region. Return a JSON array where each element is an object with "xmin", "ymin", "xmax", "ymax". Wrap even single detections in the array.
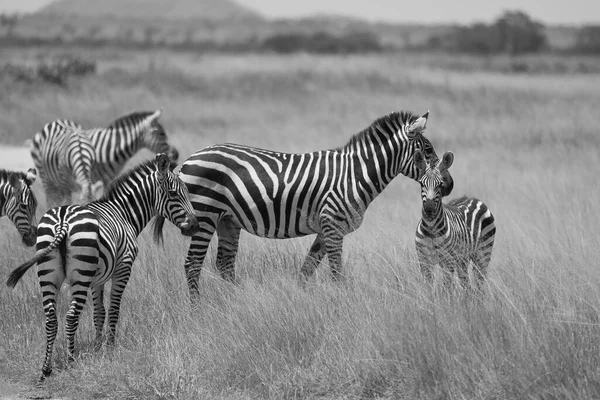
[
  {"xmin": 6, "ymin": 154, "xmax": 199, "ymax": 381},
  {"xmin": 0, "ymin": 168, "xmax": 38, "ymax": 246},
  {"xmin": 414, "ymin": 150, "xmax": 496, "ymax": 292},
  {"xmin": 87, "ymin": 109, "xmax": 179, "ymax": 193},
  {"xmin": 176, "ymin": 110, "xmax": 453, "ymax": 299},
  {"xmin": 30, "ymin": 110, "xmax": 178, "ymax": 206},
  {"xmin": 30, "ymin": 120, "xmax": 95, "ymax": 208}
]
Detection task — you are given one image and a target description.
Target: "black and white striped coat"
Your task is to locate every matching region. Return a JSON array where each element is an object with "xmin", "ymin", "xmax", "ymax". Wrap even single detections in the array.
[
  {"xmin": 176, "ymin": 110, "xmax": 452, "ymax": 298},
  {"xmin": 6, "ymin": 154, "xmax": 199, "ymax": 381},
  {"xmin": 414, "ymin": 150, "xmax": 496, "ymax": 291},
  {"xmin": 0, "ymin": 168, "xmax": 38, "ymax": 246}
]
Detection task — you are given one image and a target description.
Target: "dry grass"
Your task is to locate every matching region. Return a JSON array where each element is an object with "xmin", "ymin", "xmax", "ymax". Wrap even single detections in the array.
[{"xmin": 1, "ymin": 48, "xmax": 599, "ymax": 399}]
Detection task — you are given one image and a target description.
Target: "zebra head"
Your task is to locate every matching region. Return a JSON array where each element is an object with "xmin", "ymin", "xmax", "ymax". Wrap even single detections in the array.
[
  {"xmin": 153, "ymin": 153, "xmax": 199, "ymax": 239},
  {"xmin": 143, "ymin": 110, "xmax": 179, "ymax": 163},
  {"xmin": 415, "ymin": 149, "xmax": 454, "ymax": 220},
  {"xmin": 5, "ymin": 169, "xmax": 38, "ymax": 247},
  {"xmin": 402, "ymin": 111, "xmax": 453, "ymax": 197}
]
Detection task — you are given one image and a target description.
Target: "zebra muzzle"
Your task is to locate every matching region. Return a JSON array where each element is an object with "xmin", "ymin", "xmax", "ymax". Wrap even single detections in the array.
[{"xmin": 179, "ymin": 214, "xmax": 200, "ymax": 236}]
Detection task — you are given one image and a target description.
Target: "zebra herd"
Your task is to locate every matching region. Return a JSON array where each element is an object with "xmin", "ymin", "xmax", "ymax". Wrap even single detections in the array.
[{"xmin": 2, "ymin": 109, "xmax": 495, "ymax": 381}]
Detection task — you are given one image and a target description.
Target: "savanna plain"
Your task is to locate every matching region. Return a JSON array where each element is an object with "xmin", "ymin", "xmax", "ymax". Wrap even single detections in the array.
[{"xmin": 1, "ymin": 47, "xmax": 599, "ymax": 399}]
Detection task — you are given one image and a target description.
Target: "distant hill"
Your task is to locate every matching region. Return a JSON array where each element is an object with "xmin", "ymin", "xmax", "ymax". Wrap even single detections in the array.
[{"xmin": 36, "ymin": 0, "xmax": 263, "ymax": 21}]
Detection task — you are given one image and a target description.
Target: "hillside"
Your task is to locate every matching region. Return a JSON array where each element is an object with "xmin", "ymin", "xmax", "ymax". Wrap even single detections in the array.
[{"xmin": 36, "ymin": 0, "xmax": 263, "ymax": 21}]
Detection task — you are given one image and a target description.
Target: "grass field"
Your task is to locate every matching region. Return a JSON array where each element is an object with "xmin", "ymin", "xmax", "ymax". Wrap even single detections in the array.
[{"xmin": 1, "ymin": 48, "xmax": 600, "ymax": 399}]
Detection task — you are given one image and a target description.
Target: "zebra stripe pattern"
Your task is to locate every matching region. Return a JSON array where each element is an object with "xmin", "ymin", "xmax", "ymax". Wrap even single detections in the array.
[
  {"xmin": 0, "ymin": 168, "xmax": 38, "ymax": 246},
  {"xmin": 87, "ymin": 110, "xmax": 179, "ymax": 192},
  {"xmin": 31, "ymin": 120, "xmax": 95, "ymax": 208},
  {"xmin": 177, "ymin": 110, "xmax": 452, "ymax": 299},
  {"xmin": 414, "ymin": 150, "xmax": 496, "ymax": 292},
  {"xmin": 6, "ymin": 154, "xmax": 199, "ymax": 381}
]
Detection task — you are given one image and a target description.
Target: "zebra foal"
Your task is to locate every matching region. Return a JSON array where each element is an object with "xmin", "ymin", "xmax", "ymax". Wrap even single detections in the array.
[
  {"xmin": 6, "ymin": 154, "xmax": 199, "ymax": 381},
  {"xmin": 0, "ymin": 168, "xmax": 38, "ymax": 246},
  {"xmin": 414, "ymin": 150, "xmax": 496, "ymax": 292},
  {"xmin": 174, "ymin": 110, "xmax": 452, "ymax": 299}
]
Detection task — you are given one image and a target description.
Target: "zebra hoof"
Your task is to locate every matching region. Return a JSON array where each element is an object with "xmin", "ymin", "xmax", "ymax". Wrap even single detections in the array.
[{"xmin": 39, "ymin": 368, "xmax": 52, "ymax": 383}]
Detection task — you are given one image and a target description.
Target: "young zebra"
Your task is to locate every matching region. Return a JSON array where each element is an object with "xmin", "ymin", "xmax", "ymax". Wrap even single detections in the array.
[
  {"xmin": 30, "ymin": 110, "xmax": 178, "ymax": 206},
  {"xmin": 6, "ymin": 154, "xmax": 199, "ymax": 381},
  {"xmin": 414, "ymin": 150, "xmax": 496, "ymax": 292},
  {"xmin": 175, "ymin": 110, "xmax": 452, "ymax": 299},
  {"xmin": 0, "ymin": 168, "xmax": 38, "ymax": 246},
  {"xmin": 30, "ymin": 120, "xmax": 95, "ymax": 208}
]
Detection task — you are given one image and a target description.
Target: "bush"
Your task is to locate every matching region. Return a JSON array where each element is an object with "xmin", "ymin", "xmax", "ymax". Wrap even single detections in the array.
[
  {"xmin": 0, "ymin": 55, "xmax": 96, "ymax": 86},
  {"xmin": 574, "ymin": 25, "xmax": 600, "ymax": 54},
  {"xmin": 427, "ymin": 10, "xmax": 546, "ymax": 54},
  {"xmin": 260, "ymin": 30, "xmax": 383, "ymax": 54}
]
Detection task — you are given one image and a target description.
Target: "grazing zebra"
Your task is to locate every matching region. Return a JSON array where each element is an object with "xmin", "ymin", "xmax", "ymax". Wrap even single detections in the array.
[
  {"xmin": 31, "ymin": 120, "xmax": 95, "ymax": 208},
  {"xmin": 414, "ymin": 150, "xmax": 496, "ymax": 292},
  {"xmin": 0, "ymin": 168, "xmax": 38, "ymax": 246},
  {"xmin": 87, "ymin": 109, "xmax": 179, "ymax": 193},
  {"xmin": 175, "ymin": 110, "xmax": 452, "ymax": 299},
  {"xmin": 6, "ymin": 154, "xmax": 199, "ymax": 381},
  {"xmin": 30, "ymin": 110, "xmax": 178, "ymax": 206}
]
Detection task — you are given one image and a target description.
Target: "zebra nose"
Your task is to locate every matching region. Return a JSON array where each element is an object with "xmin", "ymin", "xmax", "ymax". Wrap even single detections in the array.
[
  {"xmin": 423, "ymin": 200, "xmax": 437, "ymax": 214},
  {"xmin": 180, "ymin": 214, "xmax": 199, "ymax": 236}
]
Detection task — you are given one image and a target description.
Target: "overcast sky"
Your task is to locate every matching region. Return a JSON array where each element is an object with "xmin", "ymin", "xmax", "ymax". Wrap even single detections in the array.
[{"xmin": 1, "ymin": 0, "xmax": 598, "ymax": 24}]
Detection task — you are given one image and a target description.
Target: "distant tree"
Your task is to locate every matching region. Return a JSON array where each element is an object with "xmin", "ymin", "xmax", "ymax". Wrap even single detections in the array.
[
  {"xmin": 494, "ymin": 10, "xmax": 546, "ymax": 54},
  {"xmin": 87, "ymin": 25, "xmax": 102, "ymax": 41},
  {"xmin": 428, "ymin": 10, "xmax": 546, "ymax": 54},
  {"xmin": 59, "ymin": 23, "xmax": 77, "ymax": 42},
  {"xmin": 575, "ymin": 25, "xmax": 600, "ymax": 53},
  {"xmin": 0, "ymin": 13, "xmax": 20, "ymax": 38},
  {"xmin": 144, "ymin": 25, "xmax": 160, "ymax": 46},
  {"xmin": 184, "ymin": 27, "xmax": 196, "ymax": 45}
]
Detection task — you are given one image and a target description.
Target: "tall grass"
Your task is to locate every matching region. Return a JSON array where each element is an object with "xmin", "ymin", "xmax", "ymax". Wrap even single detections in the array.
[{"xmin": 1, "ymin": 49, "xmax": 599, "ymax": 399}]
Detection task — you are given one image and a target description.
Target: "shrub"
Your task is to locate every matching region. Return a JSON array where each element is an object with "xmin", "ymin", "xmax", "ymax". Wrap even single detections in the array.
[
  {"xmin": 260, "ymin": 30, "xmax": 383, "ymax": 54},
  {"xmin": 574, "ymin": 25, "xmax": 600, "ymax": 54},
  {"xmin": 0, "ymin": 55, "xmax": 96, "ymax": 86}
]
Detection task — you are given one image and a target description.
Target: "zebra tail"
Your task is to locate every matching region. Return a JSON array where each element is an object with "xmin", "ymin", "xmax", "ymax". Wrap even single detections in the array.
[
  {"xmin": 151, "ymin": 216, "xmax": 166, "ymax": 246},
  {"xmin": 6, "ymin": 222, "xmax": 68, "ymax": 288}
]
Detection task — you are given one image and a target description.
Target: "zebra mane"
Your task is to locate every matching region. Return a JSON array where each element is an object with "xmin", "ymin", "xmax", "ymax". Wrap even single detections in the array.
[
  {"xmin": 106, "ymin": 111, "xmax": 158, "ymax": 129},
  {"xmin": 446, "ymin": 196, "xmax": 470, "ymax": 207},
  {"xmin": 339, "ymin": 111, "xmax": 420, "ymax": 150},
  {"xmin": 99, "ymin": 158, "xmax": 178, "ymax": 200}
]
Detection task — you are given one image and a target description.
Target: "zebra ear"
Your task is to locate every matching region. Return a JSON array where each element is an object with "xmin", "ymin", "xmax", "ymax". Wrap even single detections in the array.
[
  {"xmin": 150, "ymin": 109, "xmax": 162, "ymax": 122},
  {"xmin": 407, "ymin": 111, "xmax": 429, "ymax": 137},
  {"xmin": 439, "ymin": 151, "xmax": 454, "ymax": 171},
  {"xmin": 414, "ymin": 149, "xmax": 427, "ymax": 175},
  {"xmin": 8, "ymin": 173, "xmax": 24, "ymax": 192},
  {"xmin": 156, "ymin": 153, "xmax": 170, "ymax": 177},
  {"xmin": 26, "ymin": 168, "xmax": 37, "ymax": 185}
]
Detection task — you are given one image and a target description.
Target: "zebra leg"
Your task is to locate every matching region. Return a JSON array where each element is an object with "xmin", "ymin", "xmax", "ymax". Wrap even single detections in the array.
[
  {"xmin": 91, "ymin": 285, "xmax": 106, "ymax": 348},
  {"xmin": 215, "ymin": 218, "xmax": 241, "ymax": 283},
  {"xmin": 300, "ymin": 235, "xmax": 327, "ymax": 278},
  {"xmin": 106, "ymin": 261, "xmax": 133, "ymax": 346},
  {"xmin": 37, "ymin": 252, "xmax": 65, "ymax": 381},
  {"xmin": 322, "ymin": 229, "xmax": 345, "ymax": 280},
  {"xmin": 65, "ymin": 284, "xmax": 90, "ymax": 363},
  {"xmin": 184, "ymin": 224, "xmax": 217, "ymax": 301}
]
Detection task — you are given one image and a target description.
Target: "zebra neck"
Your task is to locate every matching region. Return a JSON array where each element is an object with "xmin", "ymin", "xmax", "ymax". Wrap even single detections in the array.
[
  {"xmin": 100, "ymin": 180, "xmax": 156, "ymax": 237},
  {"xmin": 0, "ymin": 184, "xmax": 7, "ymax": 217},
  {"xmin": 98, "ymin": 120, "xmax": 148, "ymax": 163},
  {"xmin": 420, "ymin": 207, "xmax": 448, "ymax": 236},
  {"xmin": 345, "ymin": 138, "xmax": 400, "ymax": 205}
]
